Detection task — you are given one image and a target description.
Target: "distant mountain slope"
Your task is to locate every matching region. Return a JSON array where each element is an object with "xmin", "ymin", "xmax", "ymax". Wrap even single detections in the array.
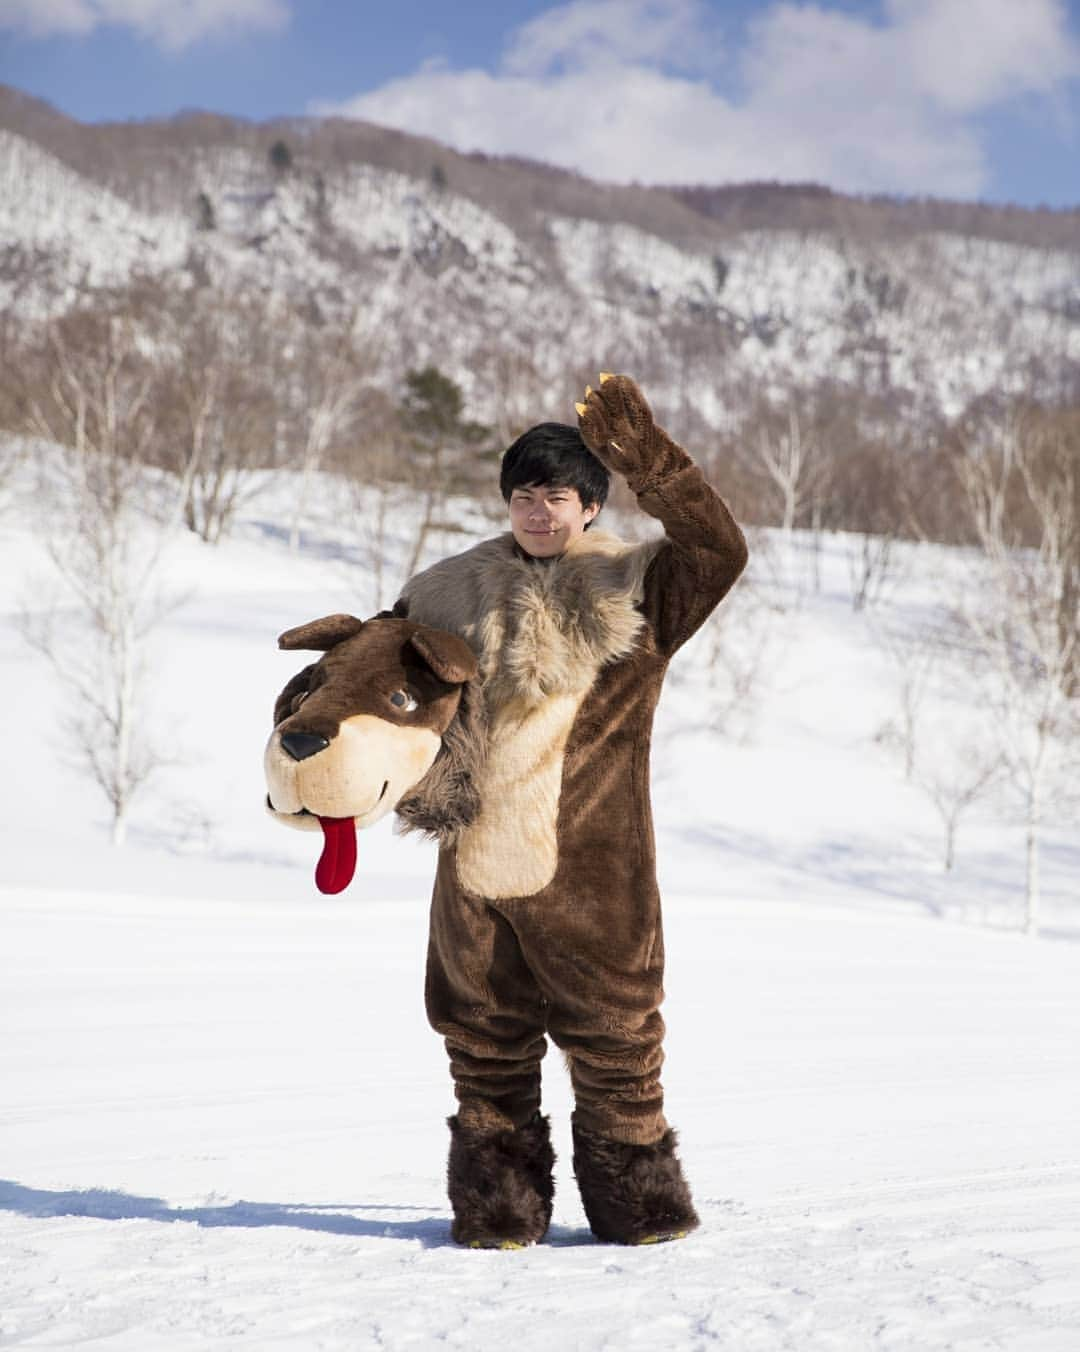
[{"xmin": 2, "ymin": 84, "xmax": 1078, "ymax": 426}]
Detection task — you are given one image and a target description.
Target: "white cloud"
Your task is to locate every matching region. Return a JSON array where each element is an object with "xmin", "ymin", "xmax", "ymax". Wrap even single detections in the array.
[
  {"xmin": 0, "ymin": 0, "xmax": 95, "ymax": 37},
  {"xmin": 888, "ymin": 0, "xmax": 1080, "ymax": 113},
  {"xmin": 502, "ymin": 0, "xmax": 724, "ymax": 77},
  {"xmin": 737, "ymin": 3, "xmax": 988, "ymax": 192},
  {"xmin": 0, "ymin": 0, "xmax": 289, "ymax": 49},
  {"xmin": 324, "ymin": 60, "xmax": 751, "ymax": 184},
  {"xmin": 316, "ymin": 0, "xmax": 1080, "ymax": 199}
]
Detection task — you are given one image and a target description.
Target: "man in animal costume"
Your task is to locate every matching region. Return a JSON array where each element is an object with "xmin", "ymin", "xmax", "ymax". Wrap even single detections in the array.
[{"xmin": 396, "ymin": 373, "xmax": 748, "ymax": 1248}]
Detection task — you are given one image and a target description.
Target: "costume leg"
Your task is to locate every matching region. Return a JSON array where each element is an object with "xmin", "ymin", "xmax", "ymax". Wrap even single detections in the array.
[
  {"xmin": 506, "ymin": 888, "xmax": 698, "ymax": 1243},
  {"xmin": 506, "ymin": 885, "xmax": 668, "ymax": 1146},
  {"xmin": 426, "ymin": 850, "xmax": 554, "ymax": 1246},
  {"xmin": 426, "ymin": 850, "xmax": 548, "ymax": 1133}
]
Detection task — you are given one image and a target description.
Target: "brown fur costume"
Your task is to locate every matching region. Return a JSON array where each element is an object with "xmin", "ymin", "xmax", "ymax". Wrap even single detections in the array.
[{"xmin": 397, "ymin": 375, "xmax": 748, "ymax": 1243}]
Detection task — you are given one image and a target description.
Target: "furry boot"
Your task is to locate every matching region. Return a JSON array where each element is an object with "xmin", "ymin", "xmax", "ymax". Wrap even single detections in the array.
[
  {"xmin": 447, "ymin": 1112, "xmax": 555, "ymax": 1248},
  {"xmin": 572, "ymin": 1120, "xmax": 699, "ymax": 1245}
]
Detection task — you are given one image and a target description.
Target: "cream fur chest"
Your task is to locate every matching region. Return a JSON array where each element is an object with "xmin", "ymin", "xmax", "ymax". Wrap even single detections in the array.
[{"xmin": 402, "ymin": 530, "xmax": 662, "ymax": 898}]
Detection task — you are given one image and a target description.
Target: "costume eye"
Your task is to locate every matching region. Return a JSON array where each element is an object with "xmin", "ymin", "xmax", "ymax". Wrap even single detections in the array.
[
  {"xmin": 389, "ymin": 689, "xmax": 418, "ymax": 713},
  {"xmin": 291, "ymin": 691, "xmax": 309, "ymax": 712}
]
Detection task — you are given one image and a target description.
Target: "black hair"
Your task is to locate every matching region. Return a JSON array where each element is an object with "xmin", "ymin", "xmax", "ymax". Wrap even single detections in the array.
[{"xmin": 499, "ymin": 422, "xmax": 610, "ymax": 513}]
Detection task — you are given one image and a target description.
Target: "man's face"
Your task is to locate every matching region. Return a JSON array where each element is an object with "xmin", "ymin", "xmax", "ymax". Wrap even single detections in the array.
[{"xmin": 508, "ymin": 482, "xmax": 599, "ymax": 558}]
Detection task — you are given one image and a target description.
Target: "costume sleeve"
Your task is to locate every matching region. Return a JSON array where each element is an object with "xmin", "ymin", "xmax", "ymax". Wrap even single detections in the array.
[
  {"xmin": 628, "ymin": 437, "xmax": 748, "ymax": 657},
  {"xmin": 576, "ymin": 374, "xmax": 747, "ymax": 656}
]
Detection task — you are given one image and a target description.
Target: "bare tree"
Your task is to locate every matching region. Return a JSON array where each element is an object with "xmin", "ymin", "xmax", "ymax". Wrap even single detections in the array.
[
  {"xmin": 284, "ymin": 318, "xmax": 374, "ymax": 554},
  {"xmin": 156, "ymin": 292, "xmax": 281, "ymax": 545},
  {"xmin": 472, "ymin": 345, "xmax": 552, "ymax": 449},
  {"xmin": 698, "ymin": 533, "xmax": 781, "ymax": 743},
  {"xmin": 831, "ymin": 438, "xmax": 912, "ymax": 612},
  {"xmin": 912, "ymin": 733, "xmax": 1003, "ymax": 873},
  {"xmin": 335, "ymin": 389, "xmax": 407, "ymax": 613},
  {"xmin": 22, "ymin": 310, "xmax": 159, "ymax": 474},
  {"xmin": 1020, "ymin": 405, "xmax": 1080, "ymax": 698},
  {"xmin": 0, "ymin": 305, "xmax": 30, "ymax": 509},
  {"xmin": 846, "ymin": 530, "xmax": 897, "ymax": 612},
  {"xmin": 754, "ymin": 408, "xmax": 819, "ymax": 534},
  {"xmin": 343, "ymin": 467, "xmax": 400, "ymax": 614},
  {"xmin": 873, "ymin": 619, "xmax": 943, "ymax": 780},
  {"xmin": 873, "ymin": 596, "xmax": 1004, "ymax": 874},
  {"xmin": 0, "ymin": 435, "xmax": 26, "ymax": 516},
  {"xmin": 21, "ymin": 465, "xmax": 174, "ymax": 845},
  {"xmin": 16, "ymin": 312, "xmax": 175, "ymax": 843},
  {"xmin": 957, "ymin": 417, "xmax": 1080, "ymax": 933}
]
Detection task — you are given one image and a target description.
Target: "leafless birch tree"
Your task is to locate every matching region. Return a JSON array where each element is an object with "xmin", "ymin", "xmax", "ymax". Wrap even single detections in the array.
[
  {"xmin": 957, "ymin": 417, "xmax": 1080, "ymax": 932},
  {"xmin": 755, "ymin": 408, "xmax": 818, "ymax": 534},
  {"xmin": 699, "ymin": 534, "xmax": 780, "ymax": 743},
  {"xmin": 18, "ymin": 312, "xmax": 174, "ymax": 843},
  {"xmin": 912, "ymin": 733, "xmax": 1003, "ymax": 873},
  {"xmin": 157, "ymin": 293, "xmax": 280, "ymax": 544},
  {"xmin": 285, "ymin": 317, "xmax": 374, "ymax": 554},
  {"xmin": 873, "ymin": 619, "xmax": 943, "ymax": 780}
]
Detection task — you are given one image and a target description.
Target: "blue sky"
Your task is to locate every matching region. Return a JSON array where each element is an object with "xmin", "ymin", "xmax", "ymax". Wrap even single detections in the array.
[{"xmin": 2, "ymin": 0, "xmax": 1079, "ymax": 207}]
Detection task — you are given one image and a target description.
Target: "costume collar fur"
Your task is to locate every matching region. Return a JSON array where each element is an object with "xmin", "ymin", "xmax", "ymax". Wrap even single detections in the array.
[{"xmin": 403, "ymin": 528, "xmax": 664, "ymax": 709}]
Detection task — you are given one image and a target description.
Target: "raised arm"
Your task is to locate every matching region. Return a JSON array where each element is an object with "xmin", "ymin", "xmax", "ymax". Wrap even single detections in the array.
[{"xmin": 577, "ymin": 373, "xmax": 748, "ymax": 656}]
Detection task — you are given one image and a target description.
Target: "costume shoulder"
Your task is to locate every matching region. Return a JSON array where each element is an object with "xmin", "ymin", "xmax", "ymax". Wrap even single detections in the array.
[
  {"xmin": 398, "ymin": 534, "xmax": 515, "ymax": 636},
  {"xmin": 398, "ymin": 528, "xmax": 666, "ymax": 675}
]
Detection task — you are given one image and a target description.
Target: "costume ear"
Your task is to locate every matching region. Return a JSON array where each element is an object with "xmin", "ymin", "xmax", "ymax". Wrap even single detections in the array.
[
  {"xmin": 408, "ymin": 627, "xmax": 479, "ymax": 685},
  {"xmin": 278, "ymin": 614, "xmax": 365, "ymax": 651}
]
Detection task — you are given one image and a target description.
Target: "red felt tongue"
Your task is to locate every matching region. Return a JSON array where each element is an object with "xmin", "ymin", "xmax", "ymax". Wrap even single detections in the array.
[{"xmin": 314, "ymin": 816, "xmax": 357, "ymax": 894}]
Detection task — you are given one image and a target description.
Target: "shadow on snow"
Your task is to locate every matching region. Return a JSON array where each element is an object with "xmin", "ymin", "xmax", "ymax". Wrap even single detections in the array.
[
  {"xmin": 0, "ymin": 1179, "xmax": 449, "ymax": 1246},
  {"xmin": 0, "ymin": 1180, "xmax": 598, "ymax": 1248},
  {"xmin": 670, "ymin": 822, "xmax": 1080, "ymax": 940}
]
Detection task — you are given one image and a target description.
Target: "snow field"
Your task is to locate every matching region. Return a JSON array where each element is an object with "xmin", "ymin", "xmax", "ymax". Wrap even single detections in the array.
[
  {"xmin": 3, "ymin": 891, "xmax": 1079, "ymax": 1350},
  {"xmin": 1, "ymin": 463, "xmax": 1078, "ymax": 1348}
]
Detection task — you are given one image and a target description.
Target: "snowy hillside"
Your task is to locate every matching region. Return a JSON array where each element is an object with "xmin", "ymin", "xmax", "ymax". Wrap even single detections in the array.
[
  {"xmin": 1, "ymin": 457, "xmax": 1078, "ymax": 1349},
  {"xmin": 0, "ymin": 131, "xmax": 189, "ymax": 312},
  {"xmin": 2, "ymin": 100, "xmax": 1079, "ymax": 423}
]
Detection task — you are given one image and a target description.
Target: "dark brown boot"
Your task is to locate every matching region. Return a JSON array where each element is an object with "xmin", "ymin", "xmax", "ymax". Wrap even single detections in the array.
[
  {"xmin": 447, "ymin": 1112, "xmax": 555, "ymax": 1248},
  {"xmin": 572, "ymin": 1120, "xmax": 699, "ymax": 1245}
]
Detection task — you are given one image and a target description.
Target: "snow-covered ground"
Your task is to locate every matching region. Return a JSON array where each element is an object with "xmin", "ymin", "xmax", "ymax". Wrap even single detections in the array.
[{"xmin": 2, "ymin": 461, "xmax": 1078, "ymax": 1349}]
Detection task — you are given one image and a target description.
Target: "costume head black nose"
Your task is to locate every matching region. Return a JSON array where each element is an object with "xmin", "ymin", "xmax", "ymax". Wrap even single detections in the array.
[{"xmin": 280, "ymin": 731, "xmax": 330, "ymax": 761}]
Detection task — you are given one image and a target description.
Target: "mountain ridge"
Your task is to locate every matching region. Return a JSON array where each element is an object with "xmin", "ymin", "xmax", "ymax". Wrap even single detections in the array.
[{"xmin": 2, "ymin": 82, "xmax": 1078, "ymax": 432}]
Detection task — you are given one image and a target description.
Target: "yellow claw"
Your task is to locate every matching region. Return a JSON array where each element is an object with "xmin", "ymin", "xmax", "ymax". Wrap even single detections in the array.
[
  {"xmin": 599, "ymin": 371, "xmax": 614, "ymax": 384},
  {"xmin": 585, "ymin": 384, "xmax": 592, "ymax": 398},
  {"xmin": 635, "ymin": 1230, "xmax": 689, "ymax": 1245},
  {"xmin": 575, "ymin": 402, "xmax": 588, "ymax": 416}
]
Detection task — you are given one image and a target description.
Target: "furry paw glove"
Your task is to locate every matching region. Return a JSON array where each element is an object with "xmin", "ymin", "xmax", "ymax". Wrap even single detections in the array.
[{"xmin": 576, "ymin": 373, "xmax": 685, "ymax": 495}]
